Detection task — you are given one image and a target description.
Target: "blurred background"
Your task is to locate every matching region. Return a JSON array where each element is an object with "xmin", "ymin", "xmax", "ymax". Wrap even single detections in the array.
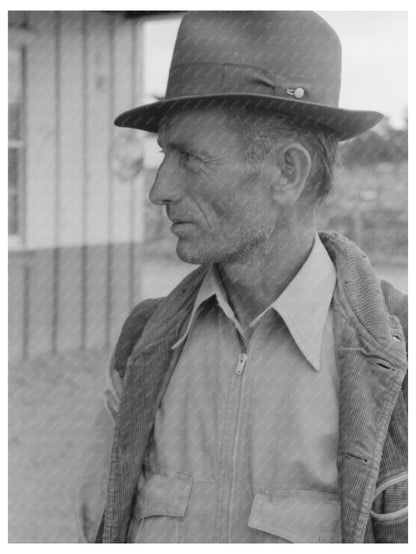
[{"xmin": 8, "ymin": 11, "xmax": 407, "ymax": 542}]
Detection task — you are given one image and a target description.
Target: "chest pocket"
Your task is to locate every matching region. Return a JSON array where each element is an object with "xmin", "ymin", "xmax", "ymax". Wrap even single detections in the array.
[
  {"xmin": 127, "ymin": 463, "xmax": 193, "ymax": 543},
  {"xmin": 248, "ymin": 489, "xmax": 342, "ymax": 543}
]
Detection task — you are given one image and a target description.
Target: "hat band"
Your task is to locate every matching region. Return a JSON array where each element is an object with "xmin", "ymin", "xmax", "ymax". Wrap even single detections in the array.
[{"xmin": 166, "ymin": 63, "xmax": 338, "ymax": 106}]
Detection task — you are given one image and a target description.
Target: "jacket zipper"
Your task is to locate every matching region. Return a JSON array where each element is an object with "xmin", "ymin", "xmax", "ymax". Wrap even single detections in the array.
[
  {"xmin": 235, "ymin": 353, "xmax": 248, "ymax": 375},
  {"xmin": 225, "ymin": 352, "xmax": 248, "ymax": 540}
]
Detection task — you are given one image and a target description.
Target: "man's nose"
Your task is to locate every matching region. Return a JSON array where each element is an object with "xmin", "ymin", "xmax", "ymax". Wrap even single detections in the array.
[{"xmin": 149, "ymin": 155, "xmax": 182, "ymax": 205}]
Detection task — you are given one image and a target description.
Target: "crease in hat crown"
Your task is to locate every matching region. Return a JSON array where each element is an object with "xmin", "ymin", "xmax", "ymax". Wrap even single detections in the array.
[{"xmin": 115, "ymin": 11, "xmax": 384, "ymax": 141}]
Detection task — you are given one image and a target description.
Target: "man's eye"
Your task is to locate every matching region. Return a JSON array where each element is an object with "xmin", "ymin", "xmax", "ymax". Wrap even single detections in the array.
[
  {"xmin": 158, "ymin": 148, "xmax": 200, "ymax": 167},
  {"xmin": 179, "ymin": 151, "xmax": 194, "ymax": 164}
]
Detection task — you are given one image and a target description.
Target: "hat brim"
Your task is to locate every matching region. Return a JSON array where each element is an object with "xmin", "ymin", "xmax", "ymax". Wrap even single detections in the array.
[{"xmin": 114, "ymin": 93, "xmax": 384, "ymax": 141}]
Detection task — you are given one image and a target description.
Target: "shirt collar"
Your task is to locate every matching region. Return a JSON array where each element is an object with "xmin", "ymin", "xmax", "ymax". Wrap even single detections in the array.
[
  {"xmin": 171, "ymin": 264, "xmax": 241, "ymax": 350},
  {"xmin": 250, "ymin": 232, "xmax": 336, "ymax": 371},
  {"xmin": 172, "ymin": 233, "xmax": 336, "ymax": 371}
]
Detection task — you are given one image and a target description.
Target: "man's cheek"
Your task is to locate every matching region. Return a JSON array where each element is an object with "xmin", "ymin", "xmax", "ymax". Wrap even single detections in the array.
[{"xmin": 196, "ymin": 164, "xmax": 232, "ymax": 191}]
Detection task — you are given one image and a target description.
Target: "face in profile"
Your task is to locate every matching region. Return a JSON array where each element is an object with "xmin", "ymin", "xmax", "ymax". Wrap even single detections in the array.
[{"xmin": 149, "ymin": 106, "xmax": 278, "ymax": 265}]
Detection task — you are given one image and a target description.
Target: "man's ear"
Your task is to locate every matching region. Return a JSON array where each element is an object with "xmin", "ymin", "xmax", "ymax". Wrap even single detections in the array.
[{"xmin": 266, "ymin": 142, "xmax": 312, "ymax": 206}]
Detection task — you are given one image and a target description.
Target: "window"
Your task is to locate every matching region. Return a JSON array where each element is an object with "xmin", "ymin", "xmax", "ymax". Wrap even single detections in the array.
[{"xmin": 8, "ymin": 45, "xmax": 25, "ymax": 243}]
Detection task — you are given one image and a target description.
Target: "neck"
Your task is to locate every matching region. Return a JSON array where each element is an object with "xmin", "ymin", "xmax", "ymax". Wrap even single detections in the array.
[{"xmin": 218, "ymin": 224, "xmax": 316, "ymax": 332}]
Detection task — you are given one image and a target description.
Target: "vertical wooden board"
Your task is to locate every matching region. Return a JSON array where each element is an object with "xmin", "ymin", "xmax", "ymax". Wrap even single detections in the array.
[
  {"xmin": 129, "ymin": 23, "xmax": 146, "ymax": 308},
  {"xmin": 132, "ymin": 172, "xmax": 146, "ymax": 243},
  {"xmin": 25, "ymin": 12, "xmax": 57, "ymax": 250},
  {"xmin": 107, "ymin": 17, "xmax": 135, "ymax": 346},
  {"xmin": 132, "ymin": 242, "xmax": 144, "ymax": 305},
  {"xmin": 58, "ymin": 11, "xmax": 84, "ymax": 247},
  {"xmin": 129, "ymin": 174, "xmax": 146, "ymax": 306},
  {"xmin": 85, "ymin": 12, "xmax": 111, "ymax": 246},
  {"xmin": 85, "ymin": 244, "xmax": 107, "ymax": 350},
  {"xmin": 84, "ymin": 12, "xmax": 113, "ymax": 350},
  {"xmin": 130, "ymin": 21, "xmax": 145, "ymax": 248},
  {"xmin": 112, "ymin": 17, "xmax": 135, "ymax": 245},
  {"xmin": 8, "ymin": 256, "xmax": 25, "ymax": 362},
  {"xmin": 55, "ymin": 13, "xmax": 84, "ymax": 354},
  {"xmin": 109, "ymin": 244, "xmax": 131, "ymax": 347},
  {"xmin": 27, "ymin": 249, "xmax": 55, "ymax": 359},
  {"xmin": 131, "ymin": 19, "xmax": 144, "ymax": 109},
  {"xmin": 130, "ymin": 23, "xmax": 145, "ymax": 306},
  {"xmin": 56, "ymin": 246, "xmax": 83, "ymax": 352}
]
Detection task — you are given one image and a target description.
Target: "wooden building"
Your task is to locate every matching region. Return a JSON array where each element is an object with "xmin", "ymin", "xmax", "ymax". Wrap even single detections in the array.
[{"xmin": 8, "ymin": 11, "xmax": 166, "ymax": 362}]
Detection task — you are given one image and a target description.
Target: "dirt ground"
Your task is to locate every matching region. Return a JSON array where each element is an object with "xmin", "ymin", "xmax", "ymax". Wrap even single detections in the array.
[
  {"xmin": 8, "ymin": 263, "xmax": 407, "ymax": 543},
  {"xmin": 9, "ymin": 348, "xmax": 109, "ymax": 543}
]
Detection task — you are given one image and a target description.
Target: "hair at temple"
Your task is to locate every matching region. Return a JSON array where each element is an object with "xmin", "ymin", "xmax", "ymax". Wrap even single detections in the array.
[{"xmin": 227, "ymin": 105, "xmax": 340, "ymax": 205}]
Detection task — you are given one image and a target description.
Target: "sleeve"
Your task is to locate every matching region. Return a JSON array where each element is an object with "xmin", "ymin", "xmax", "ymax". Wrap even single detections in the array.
[
  {"xmin": 73, "ymin": 351, "xmax": 123, "ymax": 542},
  {"xmin": 370, "ymin": 383, "xmax": 408, "ymax": 543},
  {"xmin": 369, "ymin": 280, "xmax": 408, "ymax": 542}
]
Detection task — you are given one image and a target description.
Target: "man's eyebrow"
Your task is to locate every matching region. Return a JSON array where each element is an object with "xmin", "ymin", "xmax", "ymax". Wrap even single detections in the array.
[
  {"xmin": 157, "ymin": 137, "xmax": 211, "ymax": 158},
  {"xmin": 157, "ymin": 136, "xmax": 189, "ymax": 150}
]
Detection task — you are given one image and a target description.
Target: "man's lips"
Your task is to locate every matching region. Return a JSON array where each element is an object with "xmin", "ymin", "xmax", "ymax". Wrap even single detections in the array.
[
  {"xmin": 168, "ymin": 216, "xmax": 196, "ymax": 224},
  {"xmin": 169, "ymin": 219, "xmax": 196, "ymax": 236}
]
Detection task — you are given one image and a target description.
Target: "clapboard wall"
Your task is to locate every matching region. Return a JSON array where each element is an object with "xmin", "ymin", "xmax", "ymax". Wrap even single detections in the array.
[{"xmin": 9, "ymin": 12, "xmax": 147, "ymax": 361}]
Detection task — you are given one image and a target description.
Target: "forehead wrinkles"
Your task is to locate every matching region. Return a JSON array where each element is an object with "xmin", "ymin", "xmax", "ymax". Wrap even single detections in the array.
[
  {"xmin": 158, "ymin": 106, "xmax": 232, "ymax": 143},
  {"xmin": 161, "ymin": 112, "xmax": 245, "ymax": 164}
]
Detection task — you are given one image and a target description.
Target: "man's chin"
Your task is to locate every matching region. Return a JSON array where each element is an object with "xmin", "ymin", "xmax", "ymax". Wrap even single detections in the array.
[
  {"xmin": 175, "ymin": 239, "xmax": 238, "ymax": 266},
  {"xmin": 175, "ymin": 238, "xmax": 221, "ymax": 265},
  {"xmin": 175, "ymin": 240, "xmax": 206, "ymax": 265}
]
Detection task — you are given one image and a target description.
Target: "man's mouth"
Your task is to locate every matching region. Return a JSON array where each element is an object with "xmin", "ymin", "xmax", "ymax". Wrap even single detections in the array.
[
  {"xmin": 167, "ymin": 208, "xmax": 196, "ymax": 228},
  {"xmin": 168, "ymin": 213, "xmax": 195, "ymax": 225},
  {"xmin": 170, "ymin": 220, "xmax": 196, "ymax": 235},
  {"xmin": 171, "ymin": 219, "xmax": 192, "ymax": 224}
]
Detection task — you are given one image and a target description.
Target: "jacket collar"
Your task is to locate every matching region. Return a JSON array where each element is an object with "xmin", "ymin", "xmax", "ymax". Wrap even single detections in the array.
[{"xmin": 320, "ymin": 232, "xmax": 406, "ymax": 363}]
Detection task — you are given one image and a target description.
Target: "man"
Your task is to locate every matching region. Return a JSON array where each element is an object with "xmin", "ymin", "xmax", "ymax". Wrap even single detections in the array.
[{"xmin": 76, "ymin": 11, "xmax": 407, "ymax": 543}]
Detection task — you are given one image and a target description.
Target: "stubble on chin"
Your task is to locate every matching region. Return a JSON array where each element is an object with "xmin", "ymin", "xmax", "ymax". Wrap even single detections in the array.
[
  {"xmin": 175, "ymin": 232, "xmax": 263, "ymax": 267},
  {"xmin": 175, "ymin": 238, "xmax": 216, "ymax": 265}
]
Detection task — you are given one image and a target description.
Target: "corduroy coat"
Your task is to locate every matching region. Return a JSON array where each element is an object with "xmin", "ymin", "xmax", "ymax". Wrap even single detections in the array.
[{"xmin": 77, "ymin": 232, "xmax": 408, "ymax": 543}]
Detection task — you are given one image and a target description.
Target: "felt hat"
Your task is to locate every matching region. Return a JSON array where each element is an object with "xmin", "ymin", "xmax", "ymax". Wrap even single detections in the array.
[{"xmin": 114, "ymin": 11, "xmax": 384, "ymax": 140}]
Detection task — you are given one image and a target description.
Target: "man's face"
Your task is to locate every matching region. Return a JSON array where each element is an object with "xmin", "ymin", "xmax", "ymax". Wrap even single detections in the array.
[{"xmin": 149, "ymin": 106, "xmax": 277, "ymax": 265}]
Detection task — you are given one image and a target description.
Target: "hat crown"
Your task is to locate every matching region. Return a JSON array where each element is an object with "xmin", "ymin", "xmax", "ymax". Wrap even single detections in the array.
[
  {"xmin": 114, "ymin": 10, "xmax": 383, "ymax": 141},
  {"xmin": 167, "ymin": 11, "xmax": 342, "ymax": 107}
]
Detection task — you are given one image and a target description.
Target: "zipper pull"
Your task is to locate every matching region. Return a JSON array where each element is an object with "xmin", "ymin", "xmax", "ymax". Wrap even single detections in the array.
[{"xmin": 235, "ymin": 353, "xmax": 248, "ymax": 375}]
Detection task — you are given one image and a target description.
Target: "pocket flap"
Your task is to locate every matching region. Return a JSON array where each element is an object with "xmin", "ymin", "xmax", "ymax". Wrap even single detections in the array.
[
  {"xmin": 248, "ymin": 489, "xmax": 341, "ymax": 543},
  {"xmin": 135, "ymin": 463, "xmax": 193, "ymax": 519}
]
